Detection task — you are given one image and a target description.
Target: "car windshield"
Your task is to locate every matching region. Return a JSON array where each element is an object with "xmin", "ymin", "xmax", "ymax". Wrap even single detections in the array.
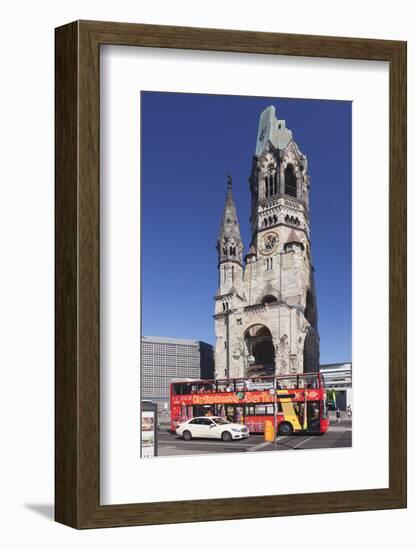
[{"xmin": 212, "ymin": 417, "xmax": 230, "ymax": 425}]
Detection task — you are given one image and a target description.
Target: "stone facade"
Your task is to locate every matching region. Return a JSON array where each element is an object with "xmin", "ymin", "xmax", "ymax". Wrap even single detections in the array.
[{"xmin": 214, "ymin": 106, "xmax": 319, "ymax": 379}]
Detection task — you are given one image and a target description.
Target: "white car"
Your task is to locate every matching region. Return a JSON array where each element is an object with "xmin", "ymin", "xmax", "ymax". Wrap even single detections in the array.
[{"xmin": 175, "ymin": 416, "xmax": 249, "ymax": 442}]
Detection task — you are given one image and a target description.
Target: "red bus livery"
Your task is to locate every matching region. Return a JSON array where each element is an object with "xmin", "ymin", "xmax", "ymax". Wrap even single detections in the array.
[{"xmin": 170, "ymin": 373, "xmax": 329, "ymax": 436}]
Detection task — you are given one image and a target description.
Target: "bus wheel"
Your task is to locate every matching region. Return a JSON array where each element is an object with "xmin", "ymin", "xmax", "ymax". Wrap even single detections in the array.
[
  {"xmin": 278, "ymin": 422, "xmax": 293, "ymax": 436},
  {"xmin": 183, "ymin": 430, "xmax": 192, "ymax": 441},
  {"xmin": 221, "ymin": 431, "xmax": 232, "ymax": 442}
]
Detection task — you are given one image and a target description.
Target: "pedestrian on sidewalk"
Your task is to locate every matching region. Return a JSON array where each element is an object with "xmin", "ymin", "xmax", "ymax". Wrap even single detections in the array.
[{"xmin": 336, "ymin": 407, "xmax": 341, "ymax": 424}]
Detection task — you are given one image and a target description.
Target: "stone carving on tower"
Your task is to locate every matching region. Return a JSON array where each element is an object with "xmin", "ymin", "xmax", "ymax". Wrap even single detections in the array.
[{"xmin": 214, "ymin": 105, "xmax": 319, "ymax": 379}]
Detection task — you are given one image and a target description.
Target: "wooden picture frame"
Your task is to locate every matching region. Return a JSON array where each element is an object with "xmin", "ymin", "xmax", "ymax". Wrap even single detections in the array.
[{"xmin": 55, "ymin": 20, "xmax": 407, "ymax": 528}]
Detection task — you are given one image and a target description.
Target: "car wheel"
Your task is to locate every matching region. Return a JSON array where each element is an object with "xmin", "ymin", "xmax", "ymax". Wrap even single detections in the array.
[
  {"xmin": 278, "ymin": 422, "xmax": 293, "ymax": 436},
  {"xmin": 221, "ymin": 431, "xmax": 232, "ymax": 442},
  {"xmin": 183, "ymin": 430, "xmax": 192, "ymax": 441}
]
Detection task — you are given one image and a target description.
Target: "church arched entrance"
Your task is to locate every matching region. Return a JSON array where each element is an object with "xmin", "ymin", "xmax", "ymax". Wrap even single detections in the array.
[{"xmin": 244, "ymin": 324, "xmax": 275, "ymax": 377}]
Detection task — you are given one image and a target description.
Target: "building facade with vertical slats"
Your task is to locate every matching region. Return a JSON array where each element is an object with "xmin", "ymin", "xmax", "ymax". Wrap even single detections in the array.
[{"xmin": 141, "ymin": 336, "xmax": 214, "ymax": 421}]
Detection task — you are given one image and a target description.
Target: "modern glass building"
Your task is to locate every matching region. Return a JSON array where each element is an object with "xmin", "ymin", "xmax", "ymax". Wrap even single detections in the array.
[
  {"xmin": 320, "ymin": 362, "xmax": 352, "ymax": 410},
  {"xmin": 141, "ymin": 336, "xmax": 214, "ymax": 421}
]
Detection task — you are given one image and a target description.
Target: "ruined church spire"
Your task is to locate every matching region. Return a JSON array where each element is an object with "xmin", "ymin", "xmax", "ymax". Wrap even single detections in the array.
[{"xmin": 217, "ymin": 175, "xmax": 243, "ymax": 265}]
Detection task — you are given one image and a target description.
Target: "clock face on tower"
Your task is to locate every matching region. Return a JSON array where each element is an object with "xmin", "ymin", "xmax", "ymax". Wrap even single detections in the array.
[{"xmin": 259, "ymin": 231, "xmax": 279, "ymax": 255}]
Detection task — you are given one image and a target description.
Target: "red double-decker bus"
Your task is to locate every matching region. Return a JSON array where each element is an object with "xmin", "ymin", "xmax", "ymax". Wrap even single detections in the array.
[{"xmin": 170, "ymin": 373, "xmax": 329, "ymax": 435}]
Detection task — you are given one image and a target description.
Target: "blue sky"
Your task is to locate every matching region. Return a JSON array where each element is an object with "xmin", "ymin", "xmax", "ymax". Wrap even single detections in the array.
[{"xmin": 141, "ymin": 92, "xmax": 352, "ymax": 364}]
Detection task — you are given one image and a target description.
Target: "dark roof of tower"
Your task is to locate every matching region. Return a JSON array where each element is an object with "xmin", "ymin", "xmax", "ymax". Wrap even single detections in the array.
[
  {"xmin": 262, "ymin": 281, "xmax": 275, "ymax": 296},
  {"xmin": 286, "ymin": 229, "xmax": 302, "ymax": 244},
  {"xmin": 246, "ymin": 244, "xmax": 256, "ymax": 257},
  {"xmin": 218, "ymin": 175, "xmax": 242, "ymax": 242}
]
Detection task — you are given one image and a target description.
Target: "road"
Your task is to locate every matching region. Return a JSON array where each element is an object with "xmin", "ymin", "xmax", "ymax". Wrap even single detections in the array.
[{"xmin": 156, "ymin": 417, "xmax": 352, "ymax": 457}]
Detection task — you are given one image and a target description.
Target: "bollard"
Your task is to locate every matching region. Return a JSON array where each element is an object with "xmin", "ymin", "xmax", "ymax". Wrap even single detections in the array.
[{"xmin": 264, "ymin": 420, "xmax": 275, "ymax": 442}]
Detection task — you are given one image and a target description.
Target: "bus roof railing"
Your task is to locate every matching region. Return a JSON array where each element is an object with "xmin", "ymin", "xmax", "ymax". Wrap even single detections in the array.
[{"xmin": 170, "ymin": 372, "xmax": 323, "ymax": 385}]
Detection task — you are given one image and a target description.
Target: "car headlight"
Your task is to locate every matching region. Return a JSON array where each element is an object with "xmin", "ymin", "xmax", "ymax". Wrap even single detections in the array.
[{"xmin": 231, "ymin": 428, "xmax": 240, "ymax": 433}]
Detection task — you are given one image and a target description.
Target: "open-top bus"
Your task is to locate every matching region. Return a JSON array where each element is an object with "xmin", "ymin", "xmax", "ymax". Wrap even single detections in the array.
[{"xmin": 170, "ymin": 373, "xmax": 329, "ymax": 436}]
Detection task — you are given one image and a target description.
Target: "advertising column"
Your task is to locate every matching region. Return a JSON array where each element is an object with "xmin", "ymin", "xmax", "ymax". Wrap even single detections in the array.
[{"xmin": 141, "ymin": 401, "xmax": 158, "ymax": 458}]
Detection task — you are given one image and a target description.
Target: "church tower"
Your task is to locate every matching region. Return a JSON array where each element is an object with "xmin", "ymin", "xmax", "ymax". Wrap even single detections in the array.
[
  {"xmin": 217, "ymin": 175, "xmax": 244, "ymax": 298},
  {"xmin": 214, "ymin": 105, "xmax": 319, "ymax": 379}
]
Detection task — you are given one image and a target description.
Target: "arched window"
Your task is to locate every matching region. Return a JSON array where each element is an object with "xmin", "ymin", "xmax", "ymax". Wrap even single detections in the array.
[
  {"xmin": 284, "ymin": 164, "xmax": 297, "ymax": 197},
  {"xmin": 265, "ymin": 167, "xmax": 277, "ymax": 199},
  {"xmin": 273, "ymin": 214, "xmax": 277, "ymax": 224},
  {"xmin": 261, "ymin": 294, "xmax": 277, "ymax": 304}
]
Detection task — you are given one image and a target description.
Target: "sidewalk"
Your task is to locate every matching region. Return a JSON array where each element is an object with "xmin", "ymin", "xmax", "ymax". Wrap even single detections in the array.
[{"xmin": 328, "ymin": 410, "xmax": 352, "ymax": 428}]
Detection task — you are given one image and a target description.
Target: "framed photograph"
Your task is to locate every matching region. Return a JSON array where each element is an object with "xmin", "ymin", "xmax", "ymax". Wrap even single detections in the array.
[{"xmin": 55, "ymin": 20, "xmax": 406, "ymax": 528}]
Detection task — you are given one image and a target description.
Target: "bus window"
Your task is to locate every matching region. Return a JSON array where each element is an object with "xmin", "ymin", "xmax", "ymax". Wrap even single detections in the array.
[
  {"xmin": 257, "ymin": 404, "xmax": 281, "ymax": 415},
  {"xmin": 321, "ymin": 400, "xmax": 328, "ymax": 419},
  {"xmin": 244, "ymin": 404, "xmax": 282, "ymax": 415},
  {"xmin": 244, "ymin": 405, "xmax": 255, "ymax": 416},
  {"xmin": 277, "ymin": 378, "xmax": 297, "ymax": 389},
  {"xmin": 252, "ymin": 377, "xmax": 273, "ymax": 390},
  {"xmin": 225, "ymin": 405, "xmax": 236, "ymax": 422},
  {"xmin": 294, "ymin": 402, "xmax": 305, "ymax": 424},
  {"xmin": 194, "ymin": 405, "xmax": 215, "ymax": 417},
  {"xmin": 172, "ymin": 383, "xmax": 192, "ymax": 395},
  {"xmin": 217, "ymin": 380, "xmax": 229, "ymax": 392},
  {"xmin": 304, "ymin": 375, "xmax": 319, "ymax": 389},
  {"xmin": 297, "ymin": 374, "xmax": 319, "ymax": 389},
  {"xmin": 308, "ymin": 401, "xmax": 321, "ymax": 431},
  {"xmin": 244, "ymin": 405, "xmax": 265, "ymax": 416},
  {"xmin": 197, "ymin": 382, "xmax": 215, "ymax": 393},
  {"xmin": 244, "ymin": 379, "xmax": 254, "ymax": 391}
]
